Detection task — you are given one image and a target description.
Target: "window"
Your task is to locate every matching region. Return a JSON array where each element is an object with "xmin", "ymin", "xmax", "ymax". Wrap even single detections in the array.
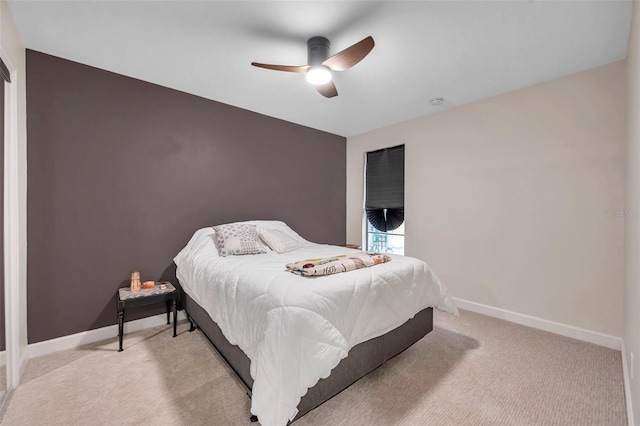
[
  {"xmin": 365, "ymin": 145, "xmax": 405, "ymax": 255},
  {"xmin": 367, "ymin": 220, "xmax": 405, "ymax": 255}
]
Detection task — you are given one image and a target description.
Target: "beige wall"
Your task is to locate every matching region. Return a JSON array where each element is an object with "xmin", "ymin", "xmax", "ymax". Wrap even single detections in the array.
[
  {"xmin": 626, "ymin": 2, "xmax": 640, "ymax": 423},
  {"xmin": 0, "ymin": 0, "xmax": 27, "ymax": 385},
  {"xmin": 347, "ymin": 61, "xmax": 626, "ymax": 337}
]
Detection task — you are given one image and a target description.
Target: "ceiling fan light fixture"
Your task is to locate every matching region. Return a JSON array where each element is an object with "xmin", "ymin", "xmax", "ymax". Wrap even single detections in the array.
[
  {"xmin": 306, "ymin": 66, "xmax": 332, "ymax": 85},
  {"xmin": 251, "ymin": 35, "xmax": 374, "ymax": 98}
]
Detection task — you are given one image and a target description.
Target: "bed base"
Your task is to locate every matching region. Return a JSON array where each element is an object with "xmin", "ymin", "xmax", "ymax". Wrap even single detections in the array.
[{"xmin": 183, "ymin": 291, "xmax": 433, "ymax": 423}]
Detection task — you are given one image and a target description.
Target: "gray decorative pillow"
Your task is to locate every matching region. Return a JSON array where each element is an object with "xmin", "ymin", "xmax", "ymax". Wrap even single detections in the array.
[
  {"xmin": 258, "ymin": 228, "xmax": 301, "ymax": 253},
  {"xmin": 213, "ymin": 223, "xmax": 267, "ymax": 257}
]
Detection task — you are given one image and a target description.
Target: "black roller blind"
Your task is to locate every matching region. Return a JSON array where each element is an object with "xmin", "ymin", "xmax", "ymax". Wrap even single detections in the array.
[{"xmin": 365, "ymin": 145, "xmax": 404, "ymax": 232}]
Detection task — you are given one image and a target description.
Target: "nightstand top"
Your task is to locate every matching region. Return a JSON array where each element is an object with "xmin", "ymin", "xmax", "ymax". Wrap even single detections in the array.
[
  {"xmin": 339, "ymin": 244, "xmax": 361, "ymax": 249},
  {"xmin": 118, "ymin": 282, "xmax": 176, "ymax": 301}
]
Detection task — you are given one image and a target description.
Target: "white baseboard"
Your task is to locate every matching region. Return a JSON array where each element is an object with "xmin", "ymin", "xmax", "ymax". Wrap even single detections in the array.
[
  {"xmin": 27, "ymin": 312, "xmax": 186, "ymax": 360},
  {"xmin": 621, "ymin": 340, "xmax": 635, "ymax": 426},
  {"xmin": 453, "ymin": 297, "xmax": 622, "ymax": 350},
  {"xmin": 18, "ymin": 348, "xmax": 28, "ymax": 384}
]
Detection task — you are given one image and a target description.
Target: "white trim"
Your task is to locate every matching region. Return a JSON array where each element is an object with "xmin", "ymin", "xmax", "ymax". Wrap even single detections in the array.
[
  {"xmin": 18, "ymin": 346, "xmax": 27, "ymax": 380},
  {"xmin": 621, "ymin": 340, "xmax": 634, "ymax": 426},
  {"xmin": 27, "ymin": 312, "xmax": 186, "ymax": 360},
  {"xmin": 0, "ymin": 44, "xmax": 19, "ymax": 391},
  {"xmin": 453, "ymin": 297, "xmax": 622, "ymax": 350}
]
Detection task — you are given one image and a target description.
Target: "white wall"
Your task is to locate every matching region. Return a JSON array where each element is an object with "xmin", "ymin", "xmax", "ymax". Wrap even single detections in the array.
[
  {"xmin": 626, "ymin": 2, "xmax": 640, "ymax": 423},
  {"xmin": 0, "ymin": 0, "xmax": 27, "ymax": 386},
  {"xmin": 348, "ymin": 61, "xmax": 626, "ymax": 337}
]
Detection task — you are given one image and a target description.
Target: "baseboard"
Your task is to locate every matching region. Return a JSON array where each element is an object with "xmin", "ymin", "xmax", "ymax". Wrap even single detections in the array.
[
  {"xmin": 27, "ymin": 311, "xmax": 186, "ymax": 360},
  {"xmin": 453, "ymin": 297, "xmax": 622, "ymax": 350},
  {"xmin": 18, "ymin": 348, "xmax": 28, "ymax": 385},
  {"xmin": 621, "ymin": 340, "xmax": 635, "ymax": 426}
]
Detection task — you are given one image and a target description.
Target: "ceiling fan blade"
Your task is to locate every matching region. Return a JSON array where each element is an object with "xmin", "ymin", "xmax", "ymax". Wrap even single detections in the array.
[
  {"xmin": 322, "ymin": 36, "xmax": 375, "ymax": 71},
  {"xmin": 316, "ymin": 81, "xmax": 338, "ymax": 98},
  {"xmin": 251, "ymin": 62, "xmax": 310, "ymax": 73}
]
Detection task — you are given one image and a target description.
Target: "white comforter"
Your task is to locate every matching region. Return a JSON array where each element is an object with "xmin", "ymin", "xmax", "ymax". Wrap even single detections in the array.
[{"xmin": 174, "ymin": 222, "xmax": 457, "ymax": 426}]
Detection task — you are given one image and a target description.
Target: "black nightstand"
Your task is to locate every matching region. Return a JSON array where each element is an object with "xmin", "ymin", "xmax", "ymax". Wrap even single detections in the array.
[{"xmin": 117, "ymin": 282, "xmax": 178, "ymax": 352}]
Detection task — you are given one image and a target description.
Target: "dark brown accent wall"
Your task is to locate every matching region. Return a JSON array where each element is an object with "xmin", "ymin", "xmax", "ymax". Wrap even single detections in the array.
[{"xmin": 27, "ymin": 50, "xmax": 346, "ymax": 344}]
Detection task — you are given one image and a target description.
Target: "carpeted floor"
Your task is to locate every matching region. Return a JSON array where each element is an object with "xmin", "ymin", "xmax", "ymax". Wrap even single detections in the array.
[{"xmin": 0, "ymin": 309, "xmax": 627, "ymax": 425}]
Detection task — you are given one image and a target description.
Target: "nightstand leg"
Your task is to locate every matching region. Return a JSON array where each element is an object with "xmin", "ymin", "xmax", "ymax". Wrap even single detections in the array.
[
  {"xmin": 172, "ymin": 297, "xmax": 177, "ymax": 337},
  {"xmin": 166, "ymin": 300, "xmax": 171, "ymax": 325},
  {"xmin": 118, "ymin": 303, "xmax": 125, "ymax": 352},
  {"xmin": 187, "ymin": 314, "xmax": 196, "ymax": 332}
]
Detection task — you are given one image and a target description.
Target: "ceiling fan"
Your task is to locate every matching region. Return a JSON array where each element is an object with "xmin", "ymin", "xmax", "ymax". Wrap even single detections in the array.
[{"xmin": 251, "ymin": 35, "xmax": 375, "ymax": 98}]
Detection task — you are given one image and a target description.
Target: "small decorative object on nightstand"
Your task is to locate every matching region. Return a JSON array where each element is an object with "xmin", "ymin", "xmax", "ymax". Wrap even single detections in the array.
[
  {"xmin": 339, "ymin": 244, "xmax": 361, "ymax": 250},
  {"xmin": 130, "ymin": 270, "xmax": 141, "ymax": 292},
  {"xmin": 117, "ymin": 281, "xmax": 178, "ymax": 352}
]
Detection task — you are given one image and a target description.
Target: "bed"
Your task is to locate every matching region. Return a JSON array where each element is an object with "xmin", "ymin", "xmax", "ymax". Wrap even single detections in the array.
[{"xmin": 173, "ymin": 220, "xmax": 457, "ymax": 426}]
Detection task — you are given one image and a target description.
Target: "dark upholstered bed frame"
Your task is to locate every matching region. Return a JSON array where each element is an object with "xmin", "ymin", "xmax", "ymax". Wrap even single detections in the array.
[{"xmin": 182, "ymin": 291, "xmax": 433, "ymax": 423}]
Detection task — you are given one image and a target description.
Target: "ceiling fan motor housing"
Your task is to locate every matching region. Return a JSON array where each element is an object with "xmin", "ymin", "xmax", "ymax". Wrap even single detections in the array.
[{"xmin": 307, "ymin": 36, "xmax": 330, "ymax": 66}]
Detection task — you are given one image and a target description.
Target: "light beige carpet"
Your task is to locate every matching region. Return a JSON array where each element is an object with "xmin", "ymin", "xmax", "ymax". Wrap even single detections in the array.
[{"xmin": 0, "ymin": 309, "xmax": 626, "ymax": 425}]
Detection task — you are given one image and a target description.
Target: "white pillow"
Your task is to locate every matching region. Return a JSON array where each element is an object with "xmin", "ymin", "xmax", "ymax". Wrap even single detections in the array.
[
  {"xmin": 174, "ymin": 226, "xmax": 218, "ymax": 266},
  {"xmin": 258, "ymin": 228, "xmax": 301, "ymax": 253},
  {"xmin": 213, "ymin": 223, "xmax": 267, "ymax": 257},
  {"xmin": 249, "ymin": 220, "xmax": 311, "ymax": 246},
  {"xmin": 174, "ymin": 220, "xmax": 310, "ymax": 264}
]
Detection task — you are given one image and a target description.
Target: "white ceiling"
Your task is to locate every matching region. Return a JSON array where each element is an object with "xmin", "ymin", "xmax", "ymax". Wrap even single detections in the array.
[{"xmin": 7, "ymin": 1, "xmax": 633, "ymax": 137}]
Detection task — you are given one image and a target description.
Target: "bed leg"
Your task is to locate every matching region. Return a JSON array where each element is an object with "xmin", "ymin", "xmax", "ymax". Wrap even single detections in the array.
[{"xmin": 250, "ymin": 415, "xmax": 258, "ymax": 423}]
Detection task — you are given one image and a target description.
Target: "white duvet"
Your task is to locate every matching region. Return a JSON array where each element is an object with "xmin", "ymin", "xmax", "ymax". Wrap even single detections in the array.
[{"xmin": 174, "ymin": 221, "xmax": 457, "ymax": 426}]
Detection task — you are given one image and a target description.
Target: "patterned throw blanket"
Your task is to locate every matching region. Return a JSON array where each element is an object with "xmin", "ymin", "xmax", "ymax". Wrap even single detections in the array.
[{"xmin": 286, "ymin": 252, "xmax": 391, "ymax": 277}]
